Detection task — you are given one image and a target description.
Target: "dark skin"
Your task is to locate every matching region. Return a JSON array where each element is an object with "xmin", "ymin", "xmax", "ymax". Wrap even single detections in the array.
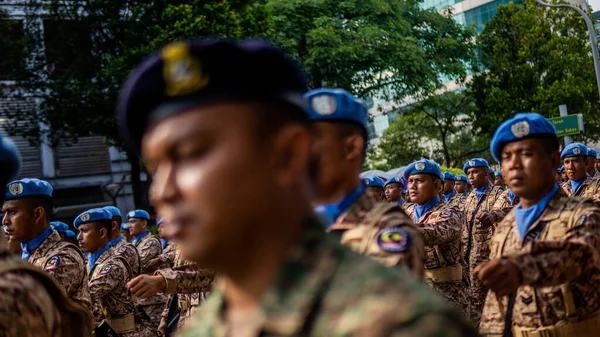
[
  {"xmin": 467, "ymin": 167, "xmax": 494, "ymax": 227},
  {"xmin": 77, "ymin": 222, "xmax": 110, "ymax": 254},
  {"xmin": 408, "ymin": 174, "xmax": 441, "ymax": 206},
  {"xmin": 385, "ymin": 183, "xmax": 403, "ymax": 202},
  {"xmin": 137, "ymin": 102, "xmax": 313, "ymax": 316},
  {"xmin": 475, "ymin": 138, "xmax": 560, "ymax": 296},
  {"xmin": 2, "ymin": 199, "xmax": 49, "ymax": 244},
  {"xmin": 442, "ymin": 180, "xmax": 455, "ymax": 194},
  {"xmin": 128, "ymin": 218, "xmax": 148, "ymax": 236},
  {"xmin": 120, "ymin": 229, "xmax": 132, "ymax": 242},
  {"xmin": 454, "ymin": 181, "xmax": 467, "ymax": 193},
  {"xmin": 586, "ymin": 155, "xmax": 596, "ymax": 175},
  {"xmin": 365, "ymin": 187, "xmax": 384, "ymax": 201},
  {"xmin": 595, "ymin": 158, "xmax": 600, "ymax": 172},
  {"xmin": 494, "ymin": 176, "xmax": 505, "ymax": 187},
  {"xmin": 109, "ymin": 216, "xmax": 122, "ymax": 241},
  {"xmin": 563, "ymin": 156, "xmax": 587, "ymax": 181},
  {"xmin": 561, "ymin": 171, "xmax": 568, "ymax": 182}
]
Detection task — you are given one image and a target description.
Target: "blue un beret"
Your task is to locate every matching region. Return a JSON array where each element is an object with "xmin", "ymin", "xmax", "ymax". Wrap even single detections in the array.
[
  {"xmin": 74, "ymin": 208, "xmax": 112, "ymax": 227},
  {"xmin": 404, "ymin": 159, "xmax": 443, "ymax": 180},
  {"xmin": 561, "ymin": 143, "xmax": 588, "ymax": 159},
  {"xmin": 66, "ymin": 230, "xmax": 76, "ymax": 238},
  {"xmin": 117, "ymin": 39, "xmax": 308, "ymax": 154},
  {"xmin": 103, "ymin": 206, "xmax": 122, "ymax": 218},
  {"xmin": 463, "ymin": 158, "xmax": 489, "ymax": 174},
  {"xmin": 489, "ymin": 168, "xmax": 495, "ymax": 175},
  {"xmin": 384, "ymin": 177, "xmax": 404, "ymax": 187},
  {"xmin": 50, "ymin": 221, "xmax": 69, "ymax": 234},
  {"xmin": 490, "ymin": 113, "xmax": 557, "ymax": 162},
  {"xmin": 364, "ymin": 176, "xmax": 385, "ymax": 189},
  {"xmin": 304, "ymin": 88, "xmax": 368, "ymax": 128},
  {"xmin": 558, "ymin": 165, "xmax": 564, "ymax": 174},
  {"xmin": 443, "ymin": 172, "xmax": 456, "ymax": 181},
  {"xmin": 587, "ymin": 148, "xmax": 597, "ymax": 158},
  {"xmin": 127, "ymin": 209, "xmax": 150, "ymax": 220},
  {"xmin": 5, "ymin": 178, "xmax": 53, "ymax": 201},
  {"xmin": 456, "ymin": 175, "xmax": 468, "ymax": 183},
  {"xmin": 120, "ymin": 223, "xmax": 130, "ymax": 231}
]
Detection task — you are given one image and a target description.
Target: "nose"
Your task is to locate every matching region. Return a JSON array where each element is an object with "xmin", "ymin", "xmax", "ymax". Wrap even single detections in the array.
[{"xmin": 149, "ymin": 162, "xmax": 180, "ymax": 208}]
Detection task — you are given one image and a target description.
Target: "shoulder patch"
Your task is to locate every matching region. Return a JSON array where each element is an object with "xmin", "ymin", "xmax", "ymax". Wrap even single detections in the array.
[
  {"xmin": 579, "ymin": 215, "xmax": 588, "ymax": 227},
  {"xmin": 377, "ymin": 227, "xmax": 412, "ymax": 253},
  {"xmin": 439, "ymin": 210, "xmax": 452, "ymax": 218},
  {"xmin": 44, "ymin": 255, "xmax": 60, "ymax": 270},
  {"xmin": 99, "ymin": 264, "xmax": 113, "ymax": 275},
  {"xmin": 117, "ymin": 246, "xmax": 127, "ymax": 254},
  {"xmin": 145, "ymin": 240, "xmax": 154, "ymax": 248}
]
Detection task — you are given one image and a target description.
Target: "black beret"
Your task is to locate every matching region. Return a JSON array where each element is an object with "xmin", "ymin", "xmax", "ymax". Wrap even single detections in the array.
[{"xmin": 116, "ymin": 38, "xmax": 309, "ymax": 154}]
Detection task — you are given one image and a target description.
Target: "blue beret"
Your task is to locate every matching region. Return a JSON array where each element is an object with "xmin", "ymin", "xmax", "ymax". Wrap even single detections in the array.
[
  {"xmin": 0, "ymin": 135, "xmax": 21, "ymax": 181},
  {"xmin": 489, "ymin": 167, "xmax": 495, "ymax": 175},
  {"xmin": 490, "ymin": 113, "xmax": 557, "ymax": 162},
  {"xmin": 117, "ymin": 39, "xmax": 308, "ymax": 154},
  {"xmin": 364, "ymin": 176, "xmax": 385, "ymax": 188},
  {"xmin": 455, "ymin": 174, "xmax": 468, "ymax": 182},
  {"xmin": 558, "ymin": 165, "xmax": 564, "ymax": 173},
  {"xmin": 384, "ymin": 177, "xmax": 403, "ymax": 187},
  {"xmin": 403, "ymin": 159, "xmax": 443, "ymax": 180},
  {"xmin": 74, "ymin": 208, "xmax": 112, "ymax": 227},
  {"xmin": 561, "ymin": 143, "xmax": 588, "ymax": 159},
  {"xmin": 120, "ymin": 223, "xmax": 130, "ymax": 230},
  {"xmin": 50, "ymin": 221, "xmax": 69, "ymax": 233},
  {"xmin": 304, "ymin": 88, "xmax": 368, "ymax": 128},
  {"xmin": 5, "ymin": 178, "xmax": 53, "ymax": 201},
  {"xmin": 66, "ymin": 230, "xmax": 75, "ymax": 238},
  {"xmin": 103, "ymin": 206, "xmax": 121, "ymax": 218},
  {"xmin": 496, "ymin": 172, "xmax": 503, "ymax": 178},
  {"xmin": 127, "ymin": 209, "xmax": 150, "ymax": 220},
  {"xmin": 587, "ymin": 147, "xmax": 597, "ymax": 158},
  {"xmin": 443, "ymin": 172, "xmax": 456, "ymax": 181},
  {"xmin": 463, "ymin": 158, "xmax": 489, "ymax": 174}
]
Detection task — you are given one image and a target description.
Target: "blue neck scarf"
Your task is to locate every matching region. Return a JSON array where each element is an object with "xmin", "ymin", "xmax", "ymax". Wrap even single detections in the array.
[
  {"xmin": 396, "ymin": 197, "xmax": 405, "ymax": 205},
  {"xmin": 507, "ymin": 188, "xmax": 517, "ymax": 204},
  {"xmin": 514, "ymin": 184, "xmax": 559, "ymax": 239},
  {"xmin": 475, "ymin": 183, "xmax": 490, "ymax": 200},
  {"xmin": 570, "ymin": 178, "xmax": 585, "ymax": 194},
  {"xmin": 314, "ymin": 183, "xmax": 365, "ymax": 228},
  {"xmin": 160, "ymin": 238, "xmax": 168, "ymax": 249},
  {"xmin": 414, "ymin": 196, "xmax": 440, "ymax": 222},
  {"xmin": 443, "ymin": 190, "xmax": 456, "ymax": 201},
  {"xmin": 463, "ymin": 191, "xmax": 469, "ymax": 196},
  {"xmin": 88, "ymin": 240, "xmax": 117, "ymax": 271},
  {"xmin": 21, "ymin": 227, "xmax": 54, "ymax": 261},
  {"xmin": 132, "ymin": 230, "xmax": 150, "ymax": 246},
  {"xmin": 109, "ymin": 235, "xmax": 124, "ymax": 247}
]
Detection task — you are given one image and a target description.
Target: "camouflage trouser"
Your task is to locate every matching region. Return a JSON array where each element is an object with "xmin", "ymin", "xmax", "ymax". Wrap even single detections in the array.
[
  {"xmin": 137, "ymin": 294, "xmax": 168, "ymax": 333},
  {"xmin": 467, "ymin": 263, "xmax": 488, "ymax": 325},
  {"xmin": 426, "ymin": 280, "xmax": 467, "ymax": 316}
]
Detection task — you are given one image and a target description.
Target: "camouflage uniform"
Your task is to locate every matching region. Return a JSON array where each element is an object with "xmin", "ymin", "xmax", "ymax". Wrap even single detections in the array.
[
  {"xmin": 447, "ymin": 192, "xmax": 467, "ymax": 210},
  {"xmin": 326, "ymin": 192, "xmax": 425, "ymax": 278},
  {"xmin": 405, "ymin": 202, "xmax": 466, "ymax": 311},
  {"xmin": 156, "ymin": 246, "xmax": 215, "ymax": 331},
  {"xmin": 28, "ymin": 229, "xmax": 92, "ymax": 310},
  {"xmin": 89, "ymin": 246, "xmax": 153, "ymax": 336},
  {"xmin": 157, "ymin": 240, "xmax": 177, "ymax": 268},
  {"xmin": 561, "ymin": 176, "xmax": 600, "ymax": 203},
  {"xmin": 134, "ymin": 232, "xmax": 168, "ymax": 332},
  {"xmin": 177, "ymin": 217, "xmax": 478, "ymax": 337},
  {"xmin": 480, "ymin": 191, "xmax": 600, "ymax": 337},
  {"xmin": 462, "ymin": 183, "xmax": 504, "ymax": 323},
  {"xmin": 489, "ymin": 189, "xmax": 520, "ymax": 226},
  {"xmin": 114, "ymin": 237, "xmax": 141, "ymax": 278}
]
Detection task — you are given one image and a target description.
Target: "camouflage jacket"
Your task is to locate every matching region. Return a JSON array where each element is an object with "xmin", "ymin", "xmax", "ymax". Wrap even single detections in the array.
[
  {"xmin": 326, "ymin": 192, "xmax": 424, "ymax": 278},
  {"xmin": 445, "ymin": 191, "xmax": 466, "ymax": 210},
  {"xmin": 134, "ymin": 232, "xmax": 167, "ymax": 311},
  {"xmin": 488, "ymin": 189, "xmax": 520, "ymax": 225},
  {"xmin": 114, "ymin": 237, "xmax": 140, "ymax": 278},
  {"xmin": 405, "ymin": 201, "xmax": 463, "ymax": 270},
  {"xmin": 157, "ymin": 240, "xmax": 177, "ymax": 268},
  {"xmin": 177, "ymin": 217, "xmax": 478, "ymax": 337},
  {"xmin": 29, "ymin": 230, "xmax": 92, "ymax": 309},
  {"xmin": 561, "ymin": 176, "xmax": 600, "ymax": 204},
  {"xmin": 480, "ymin": 190, "xmax": 600, "ymax": 334}
]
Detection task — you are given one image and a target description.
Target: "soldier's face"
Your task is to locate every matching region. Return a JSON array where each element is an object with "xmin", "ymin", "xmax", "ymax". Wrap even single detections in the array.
[
  {"xmin": 365, "ymin": 187, "xmax": 384, "ymax": 201},
  {"xmin": 77, "ymin": 222, "xmax": 107, "ymax": 253},
  {"xmin": 2, "ymin": 200, "xmax": 37, "ymax": 242},
  {"xmin": 443, "ymin": 180, "xmax": 454, "ymax": 194},
  {"xmin": 384, "ymin": 183, "xmax": 402, "ymax": 202},
  {"xmin": 595, "ymin": 159, "xmax": 600, "ymax": 172},
  {"xmin": 120, "ymin": 229, "xmax": 131, "ymax": 241},
  {"xmin": 142, "ymin": 102, "xmax": 311, "ymax": 267},
  {"xmin": 501, "ymin": 138, "xmax": 560, "ymax": 200},
  {"xmin": 467, "ymin": 167, "xmax": 488, "ymax": 188},
  {"xmin": 587, "ymin": 156, "xmax": 596, "ymax": 173},
  {"xmin": 408, "ymin": 174, "xmax": 439, "ymax": 205},
  {"xmin": 454, "ymin": 181, "xmax": 466, "ymax": 193},
  {"xmin": 563, "ymin": 157, "xmax": 587, "ymax": 181},
  {"xmin": 128, "ymin": 218, "xmax": 147, "ymax": 236},
  {"xmin": 494, "ymin": 176, "xmax": 505, "ymax": 186}
]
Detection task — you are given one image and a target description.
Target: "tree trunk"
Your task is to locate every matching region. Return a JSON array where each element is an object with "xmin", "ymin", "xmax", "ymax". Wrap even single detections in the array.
[
  {"xmin": 126, "ymin": 151, "xmax": 145, "ymax": 209},
  {"xmin": 440, "ymin": 130, "xmax": 451, "ymax": 167}
]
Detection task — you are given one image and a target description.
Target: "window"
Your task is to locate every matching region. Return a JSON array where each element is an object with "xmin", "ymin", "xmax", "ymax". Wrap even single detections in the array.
[
  {"xmin": 0, "ymin": 20, "xmax": 27, "ymax": 80},
  {"xmin": 460, "ymin": 0, "xmax": 524, "ymax": 33},
  {"xmin": 42, "ymin": 19, "xmax": 93, "ymax": 77},
  {"xmin": 421, "ymin": 0, "xmax": 464, "ymax": 12}
]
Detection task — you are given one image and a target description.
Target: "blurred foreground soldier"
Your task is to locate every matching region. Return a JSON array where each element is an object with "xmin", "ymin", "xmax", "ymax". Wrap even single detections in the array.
[
  {"xmin": 404, "ymin": 160, "xmax": 466, "ymax": 310},
  {"xmin": 76, "ymin": 208, "xmax": 149, "ymax": 336},
  {"xmin": 307, "ymin": 88, "xmax": 424, "ymax": 277},
  {"xmin": 128, "ymin": 209, "xmax": 167, "ymax": 332},
  {"xmin": 561, "ymin": 143, "xmax": 600, "ymax": 202},
  {"xmin": 462, "ymin": 158, "xmax": 504, "ymax": 323},
  {"xmin": 443, "ymin": 172, "xmax": 464, "ymax": 208},
  {"xmin": 0, "ymin": 135, "xmax": 93, "ymax": 336},
  {"xmin": 117, "ymin": 39, "xmax": 476, "ymax": 336},
  {"xmin": 384, "ymin": 177, "xmax": 409, "ymax": 207},
  {"xmin": 556, "ymin": 166, "xmax": 564, "ymax": 183},
  {"xmin": 494, "ymin": 172, "xmax": 506, "ymax": 188},
  {"xmin": 455, "ymin": 174, "xmax": 469, "ymax": 196},
  {"xmin": 3, "ymin": 225, "xmax": 21, "ymax": 254},
  {"xmin": 479, "ymin": 112, "xmax": 600, "ymax": 337},
  {"xmin": 2, "ymin": 178, "xmax": 91, "ymax": 309},
  {"xmin": 586, "ymin": 147, "xmax": 598, "ymax": 178},
  {"xmin": 104, "ymin": 206, "xmax": 140, "ymax": 278},
  {"xmin": 596, "ymin": 153, "xmax": 600, "ymax": 172},
  {"xmin": 121, "ymin": 222, "xmax": 133, "ymax": 242}
]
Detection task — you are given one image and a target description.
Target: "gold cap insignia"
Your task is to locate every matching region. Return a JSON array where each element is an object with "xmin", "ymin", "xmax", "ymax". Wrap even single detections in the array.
[{"xmin": 162, "ymin": 42, "xmax": 209, "ymax": 97}]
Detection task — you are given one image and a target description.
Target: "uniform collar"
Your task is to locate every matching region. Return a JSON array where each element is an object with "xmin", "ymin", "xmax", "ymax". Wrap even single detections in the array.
[
  {"xmin": 161, "ymin": 238, "xmax": 169, "ymax": 249},
  {"xmin": 313, "ymin": 183, "xmax": 365, "ymax": 229},
  {"xmin": 202, "ymin": 216, "xmax": 340, "ymax": 336},
  {"xmin": 133, "ymin": 230, "xmax": 150, "ymax": 246},
  {"xmin": 88, "ymin": 238, "xmax": 120, "ymax": 270},
  {"xmin": 395, "ymin": 197, "xmax": 404, "ymax": 205},
  {"xmin": 414, "ymin": 196, "xmax": 440, "ymax": 222},
  {"xmin": 21, "ymin": 227, "xmax": 54, "ymax": 260},
  {"xmin": 109, "ymin": 235, "xmax": 124, "ymax": 247},
  {"xmin": 443, "ymin": 189, "xmax": 456, "ymax": 201},
  {"xmin": 326, "ymin": 189, "xmax": 377, "ymax": 231},
  {"xmin": 475, "ymin": 182, "xmax": 491, "ymax": 200}
]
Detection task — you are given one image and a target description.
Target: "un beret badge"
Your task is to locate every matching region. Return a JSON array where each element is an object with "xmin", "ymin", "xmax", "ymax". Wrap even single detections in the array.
[
  {"xmin": 162, "ymin": 42, "xmax": 209, "ymax": 97},
  {"xmin": 8, "ymin": 183, "xmax": 23, "ymax": 196},
  {"xmin": 468, "ymin": 160, "xmax": 476, "ymax": 166},
  {"xmin": 573, "ymin": 147, "xmax": 581, "ymax": 155},
  {"xmin": 129, "ymin": 211, "xmax": 135, "ymax": 217},
  {"xmin": 511, "ymin": 121, "xmax": 530, "ymax": 138},
  {"xmin": 311, "ymin": 95, "xmax": 337, "ymax": 116},
  {"xmin": 80, "ymin": 213, "xmax": 90, "ymax": 222},
  {"xmin": 415, "ymin": 162, "xmax": 425, "ymax": 171}
]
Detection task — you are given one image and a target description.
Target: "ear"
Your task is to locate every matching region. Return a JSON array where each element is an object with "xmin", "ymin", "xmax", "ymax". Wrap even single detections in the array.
[
  {"xmin": 33, "ymin": 206, "xmax": 45, "ymax": 224},
  {"xmin": 342, "ymin": 134, "xmax": 364, "ymax": 162},
  {"xmin": 270, "ymin": 124, "xmax": 311, "ymax": 187},
  {"xmin": 99, "ymin": 226, "xmax": 108, "ymax": 240}
]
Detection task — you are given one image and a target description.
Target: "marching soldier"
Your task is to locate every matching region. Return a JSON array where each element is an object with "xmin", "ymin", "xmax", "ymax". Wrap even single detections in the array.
[
  {"xmin": 462, "ymin": 158, "xmax": 504, "ymax": 323},
  {"xmin": 494, "ymin": 172, "xmax": 506, "ymax": 188},
  {"xmin": 488, "ymin": 168, "xmax": 496, "ymax": 184},
  {"xmin": 50, "ymin": 221, "xmax": 70, "ymax": 241},
  {"xmin": 120, "ymin": 222, "xmax": 133, "ymax": 243},
  {"xmin": 76, "ymin": 208, "xmax": 151, "ymax": 336},
  {"xmin": 478, "ymin": 112, "xmax": 600, "ymax": 337},
  {"xmin": 384, "ymin": 177, "xmax": 410, "ymax": 208},
  {"xmin": 404, "ymin": 160, "xmax": 466, "ymax": 310},
  {"xmin": 117, "ymin": 38, "xmax": 476, "ymax": 336},
  {"xmin": 141, "ymin": 218, "xmax": 176, "ymax": 273},
  {"xmin": 560, "ymin": 143, "xmax": 600, "ymax": 203},
  {"xmin": 586, "ymin": 147, "xmax": 598, "ymax": 178},
  {"xmin": 104, "ymin": 206, "xmax": 141, "ymax": 278},
  {"xmin": 307, "ymin": 88, "xmax": 424, "ymax": 278},
  {"xmin": 2, "ymin": 178, "xmax": 91, "ymax": 310},
  {"xmin": 442, "ymin": 172, "xmax": 465, "ymax": 208},
  {"xmin": 455, "ymin": 174, "xmax": 469, "ymax": 197},
  {"xmin": 596, "ymin": 153, "xmax": 600, "ymax": 173}
]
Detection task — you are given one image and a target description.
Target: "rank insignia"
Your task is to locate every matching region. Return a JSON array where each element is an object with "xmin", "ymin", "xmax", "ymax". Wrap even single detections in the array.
[
  {"xmin": 162, "ymin": 42, "xmax": 209, "ymax": 97},
  {"xmin": 377, "ymin": 227, "xmax": 411, "ymax": 253},
  {"xmin": 44, "ymin": 255, "xmax": 60, "ymax": 270},
  {"xmin": 99, "ymin": 265, "xmax": 113, "ymax": 275}
]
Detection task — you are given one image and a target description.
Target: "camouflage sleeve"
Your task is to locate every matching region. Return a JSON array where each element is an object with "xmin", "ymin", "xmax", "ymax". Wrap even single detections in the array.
[
  {"xmin": 489, "ymin": 193, "xmax": 512, "ymax": 223},
  {"xmin": 42, "ymin": 248, "xmax": 86, "ymax": 300},
  {"xmin": 419, "ymin": 210, "xmax": 461, "ymax": 246},
  {"xmin": 158, "ymin": 243, "xmax": 176, "ymax": 265},
  {"xmin": 89, "ymin": 262, "xmax": 127, "ymax": 302},
  {"xmin": 139, "ymin": 239, "xmax": 162, "ymax": 274},
  {"xmin": 0, "ymin": 271, "xmax": 61, "ymax": 337},
  {"xmin": 155, "ymin": 265, "xmax": 215, "ymax": 294},
  {"xmin": 508, "ymin": 206, "xmax": 600, "ymax": 287}
]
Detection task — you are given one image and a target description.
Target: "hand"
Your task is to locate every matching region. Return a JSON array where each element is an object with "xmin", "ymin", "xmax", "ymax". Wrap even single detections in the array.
[
  {"xmin": 474, "ymin": 258, "xmax": 522, "ymax": 296},
  {"xmin": 157, "ymin": 317, "xmax": 167, "ymax": 337},
  {"xmin": 127, "ymin": 274, "xmax": 166, "ymax": 298},
  {"xmin": 477, "ymin": 212, "xmax": 495, "ymax": 227},
  {"xmin": 146, "ymin": 258, "xmax": 162, "ymax": 271}
]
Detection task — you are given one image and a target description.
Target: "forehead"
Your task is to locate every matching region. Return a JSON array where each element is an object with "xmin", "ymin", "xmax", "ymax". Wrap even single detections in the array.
[
  {"xmin": 2, "ymin": 199, "xmax": 27, "ymax": 210},
  {"xmin": 467, "ymin": 167, "xmax": 486, "ymax": 174},
  {"xmin": 502, "ymin": 138, "xmax": 543, "ymax": 152},
  {"xmin": 408, "ymin": 174, "xmax": 433, "ymax": 180},
  {"xmin": 78, "ymin": 222, "xmax": 97, "ymax": 230}
]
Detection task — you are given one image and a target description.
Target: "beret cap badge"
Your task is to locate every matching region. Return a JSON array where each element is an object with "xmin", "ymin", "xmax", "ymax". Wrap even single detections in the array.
[
  {"xmin": 311, "ymin": 95, "xmax": 337, "ymax": 116},
  {"xmin": 8, "ymin": 183, "xmax": 23, "ymax": 196},
  {"xmin": 573, "ymin": 147, "xmax": 581, "ymax": 155},
  {"xmin": 162, "ymin": 42, "xmax": 209, "ymax": 97},
  {"xmin": 511, "ymin": 121, "xmax": 530, "ymax": 138},
  {"xmin": 415, "ymin": 163, "xmax": 425, "ymax": 171},
  {"xmin": 80, "ymin": 213, "xmax": 90, "ymax": 222}
]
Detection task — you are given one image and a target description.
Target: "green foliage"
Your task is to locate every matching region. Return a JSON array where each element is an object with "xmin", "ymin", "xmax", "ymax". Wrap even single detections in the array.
[
  {"xmin": 440, "ymin": 166, "xmax": 464, "ymax": 176},
  {"xmin": 469, "ymin": 0, "xmax": 600, "ymax": 142}
]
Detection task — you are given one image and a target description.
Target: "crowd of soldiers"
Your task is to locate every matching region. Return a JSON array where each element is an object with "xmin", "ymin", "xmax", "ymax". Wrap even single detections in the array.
[{"xmin": 0, "ymin": 37, "xmax": 599, "ymax": 337}]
